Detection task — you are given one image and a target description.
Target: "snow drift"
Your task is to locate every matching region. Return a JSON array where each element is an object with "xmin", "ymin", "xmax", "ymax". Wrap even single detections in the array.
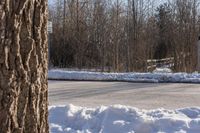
[
  {"xmin": 49, "ymin": 105, "xmax": 200, "ymax": 133},
  {"xmin": 48, "ymin": 69, "xmax": 200, "ymax": 83}
]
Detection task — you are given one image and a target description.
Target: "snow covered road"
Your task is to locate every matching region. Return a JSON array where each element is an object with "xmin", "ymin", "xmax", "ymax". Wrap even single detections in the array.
[{"xmin": 48, "ymin": 81, "xmax": 200, "ymax": 109}]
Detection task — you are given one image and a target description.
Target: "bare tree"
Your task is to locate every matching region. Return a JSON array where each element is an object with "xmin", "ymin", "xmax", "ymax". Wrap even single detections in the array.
[{"xmin": 49, "ymin": 0, "xmax": 200, "ymax": 72}]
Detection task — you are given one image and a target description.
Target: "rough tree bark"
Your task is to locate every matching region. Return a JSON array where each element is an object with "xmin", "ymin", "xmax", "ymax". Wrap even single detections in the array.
[{"xmin": 0, "ymin": 0, "xmax": 48, "ymax": 133}]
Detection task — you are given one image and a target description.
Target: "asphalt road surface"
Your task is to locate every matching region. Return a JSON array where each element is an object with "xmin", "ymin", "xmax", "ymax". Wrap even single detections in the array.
[{"xmin": 48, "ymin": 80, "xmax": 200, "ymax": 109}]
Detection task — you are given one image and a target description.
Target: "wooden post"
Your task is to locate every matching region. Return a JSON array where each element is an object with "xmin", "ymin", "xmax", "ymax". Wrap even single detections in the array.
[{"xmin": 198, "ymin": 37, "xmax": 200, "ymax": 72}]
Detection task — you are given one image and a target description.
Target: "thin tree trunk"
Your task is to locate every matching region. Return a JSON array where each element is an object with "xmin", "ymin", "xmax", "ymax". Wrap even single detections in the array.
[{"xmin": 0, "ymin": 0, "xmax": 48, "ymax": 133}]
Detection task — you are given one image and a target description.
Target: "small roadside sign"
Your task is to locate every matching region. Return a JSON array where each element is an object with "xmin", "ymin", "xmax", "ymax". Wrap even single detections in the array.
[{"xmin": 48, "ymin": 21, "xmax": 53, "ymax": 33}]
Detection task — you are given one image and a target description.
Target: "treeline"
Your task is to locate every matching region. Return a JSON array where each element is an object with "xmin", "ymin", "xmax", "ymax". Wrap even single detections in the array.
[{"xmin": 48, "ymin": 0, "xmax": 200, "ymax": 72}]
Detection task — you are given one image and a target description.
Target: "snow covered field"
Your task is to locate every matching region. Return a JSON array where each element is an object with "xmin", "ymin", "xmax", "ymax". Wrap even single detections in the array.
[
  {"xmin": 49, "ymin": 105, "xmax": 200, "ymax": 133},
  {"xmin": 48, "ymin": 69, "xmax": 200, "ymax": 83}
]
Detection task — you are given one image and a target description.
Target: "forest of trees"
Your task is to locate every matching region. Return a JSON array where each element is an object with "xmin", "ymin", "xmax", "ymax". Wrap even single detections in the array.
[{"xmin": 48, "ymin": 0, "xmax": 200, "ymax": 72}]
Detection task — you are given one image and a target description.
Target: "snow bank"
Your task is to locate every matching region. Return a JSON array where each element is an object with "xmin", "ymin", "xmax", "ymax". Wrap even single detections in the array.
[
  {"xmin": 153, "ymin": 68, "xmax": 172, "ymax": 73},
  {"xmin": 48, "ymin": 69, "xmax": 200, "ymax": 83},
  {"xmin": 49, "ymin": 105, "xmax": 200, "ymax": 133}
]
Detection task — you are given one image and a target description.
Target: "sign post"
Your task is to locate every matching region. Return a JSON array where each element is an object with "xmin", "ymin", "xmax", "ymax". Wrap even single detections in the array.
[
  {"xmin": 48, "ymin": 21, "xmax": 53, "ymax": 68},
  {"xmin": 198, "ymin": 37, "xmax": 200, "ymax": 72}
]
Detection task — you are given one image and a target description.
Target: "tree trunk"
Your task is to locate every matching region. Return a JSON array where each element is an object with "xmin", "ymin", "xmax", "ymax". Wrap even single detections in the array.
[{"xmin": 0, "ymin": 0, "xmax": 48, "ymax": 133}]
